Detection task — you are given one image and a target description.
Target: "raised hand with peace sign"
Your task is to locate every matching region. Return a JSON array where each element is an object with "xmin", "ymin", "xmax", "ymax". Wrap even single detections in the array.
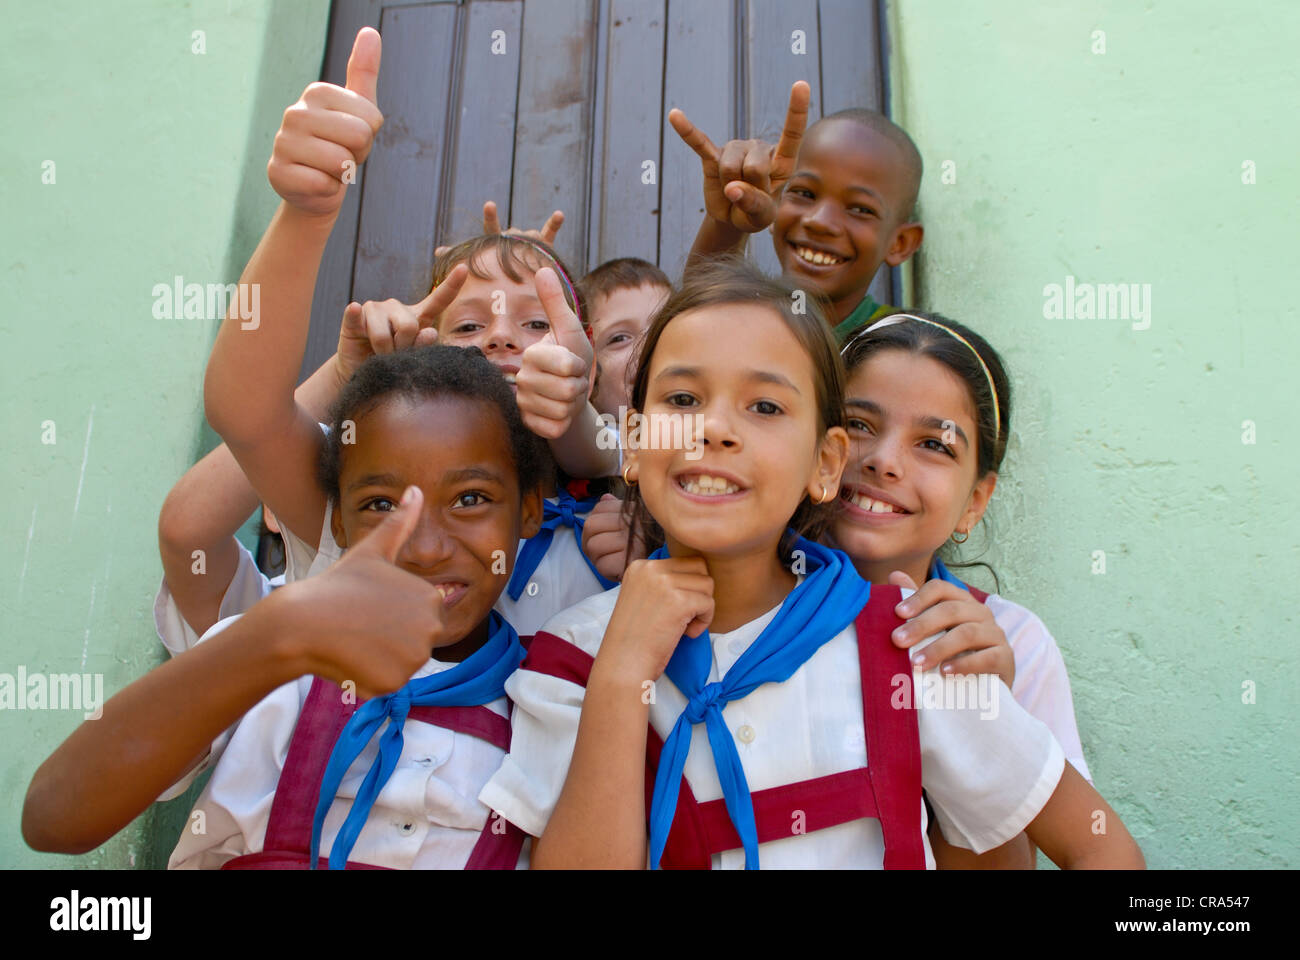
[
  {"xmin": 434, "ymin": 201, "xmax": 566, "ymax": 259},
  {"xmin": 669, "ymin": 81, "xmax": 810, "ymax": 236},
  {"xmin": 333, "ymin": 263, "xmax": 469, "ymax": 383}
]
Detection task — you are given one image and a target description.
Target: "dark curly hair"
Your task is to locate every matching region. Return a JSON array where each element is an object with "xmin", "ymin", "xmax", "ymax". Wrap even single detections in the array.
[{"xmin": 317, "ymin": 344, "xmax": 547, "ymax": 502}]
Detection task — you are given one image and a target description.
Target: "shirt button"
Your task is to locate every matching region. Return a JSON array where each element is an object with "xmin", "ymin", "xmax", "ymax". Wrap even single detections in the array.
[
  {"xmin": 398, "ymin": 822, "xmax": 416, "ymax": 835},
  {"xmin": 736, "ymin": 724, "xmax": 756, "ymax": 744}
]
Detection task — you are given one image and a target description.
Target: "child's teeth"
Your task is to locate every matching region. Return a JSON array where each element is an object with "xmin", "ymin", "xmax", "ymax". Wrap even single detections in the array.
[
  {"xmin": 682, "ymin": 475, "xmax": 740, "ymax": 496},
  {"xmin": 852, "ymin": 494, "xmax": 900, "ymax": 514},
  {"xmin": 435, "ymin": 584, "xmax": 450, "ymax": 599},
  {"xmin": 797, "ymin": 245, "xmax": 841, "ymax": 266}
]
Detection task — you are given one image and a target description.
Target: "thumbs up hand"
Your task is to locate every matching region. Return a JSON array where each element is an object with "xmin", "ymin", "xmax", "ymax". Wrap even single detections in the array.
[
  {"xmin": 516, "ymin": 266, "xmax": 595, "ymax": 440},
  {"xmin": 267, "ymin": 26, "xmax": 385, "ymax": 218},
  {"xmin": 281, "ymin": 486, "xmax": 449, "ymax": 699}
]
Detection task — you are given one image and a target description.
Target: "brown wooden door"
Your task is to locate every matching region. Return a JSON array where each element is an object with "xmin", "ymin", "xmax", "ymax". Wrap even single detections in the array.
[{"xmin": 300, "ymin": 0, "xmax": 891, "ymax": 378}]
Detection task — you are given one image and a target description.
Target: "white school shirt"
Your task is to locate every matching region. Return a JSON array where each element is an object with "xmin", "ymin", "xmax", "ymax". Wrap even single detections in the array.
[
  {"xmin": 161, "ymin": 615, "xmax": 523, "ymax": 870},
  {"xmin": 152, "ymin": 539, "xmax": 284, "ymax": 657},
  {"xmin": 280, "ymin": 499, "xmax": 609, "ymax": 637},
  {"xmin": 478, "ymin": 584, "xmax": 1066, "ymax": 869},
  {"xmin": 989, "ymin": 594, "xmax": 1092, "ymax": 782}
]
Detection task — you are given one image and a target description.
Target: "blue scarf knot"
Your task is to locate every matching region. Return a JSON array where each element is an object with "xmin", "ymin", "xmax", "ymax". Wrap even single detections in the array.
[
  {"xmin": 309, "ymin": 611, "xmax": 524, "ymax": 869},
  {"xmin": 388, "ymin": 693, "xmax": 410, "ymax": 723},
  {"xmin": 505, "ymin": 490, "xmax": 617, "ymax": 600},
  {"xmin": 683, "ymin": 682, "xmax": 725, "ymax": 724},
  {"xmin": 645, "ymin": 535, "xmax": 869, "ymax": 869}
]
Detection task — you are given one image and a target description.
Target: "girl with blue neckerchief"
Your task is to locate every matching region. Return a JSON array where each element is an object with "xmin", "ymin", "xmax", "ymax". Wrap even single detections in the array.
[
  {"xmin": 830, "ymin": 311, "xmax": 1094, "ymax": 868},
  {"xmin": 479, "ymin": 257, "xmax": 1144, "ymax": 869},
  {"xmin": 25, "ymin": 346, "xmax": 546, "ymax": 869}
]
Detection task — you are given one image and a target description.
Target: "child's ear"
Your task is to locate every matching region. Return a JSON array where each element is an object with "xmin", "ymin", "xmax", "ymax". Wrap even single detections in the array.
[
  {"xmin": 621, "ymin": 447, "xmax": 640, "ymax": 486},
  {"xmin": 884, "ymin": 221, "xmax": 924, "ymax": 268},
  {"xmin": 519, "ymin": 485, "xmax": 545, "ymax": 540},
  {"xmin": 329, "ymin": 501, "xmax": 349, "ymax": 549},
  {"xmin": 958, "ymin": 471, "xmax": 998, "ymax": 537},
  {"xmin": 808, "ymin": 426, "xmax": 851, "ymax": 502}
]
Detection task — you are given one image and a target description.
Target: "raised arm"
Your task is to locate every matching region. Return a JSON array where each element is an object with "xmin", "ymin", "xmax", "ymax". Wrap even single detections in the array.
[
  {"xmin": 670, "ymin": 81, "xmax": 810, "ymax": 268},
  {"xmin": 203, "ymin": 28, "xmax": 384, "ymax": 545}
]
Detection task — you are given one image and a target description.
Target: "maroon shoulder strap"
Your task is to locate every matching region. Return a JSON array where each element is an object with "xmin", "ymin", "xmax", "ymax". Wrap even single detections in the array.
[
  {"xmin": 855, "ymin": 585, "xmax": 927, "ymax": 869},
  {"xmin": 261, "ymin": 676, "xmax": 354, "ymax": 855},
  {"xmin": 967, "ymin": 584, "xmax": 990, "ymax": 603},
  {"xmin": 521, "ymin": 630, "xmax": 596, "ymax": 685},
  {"xmin": 223, "ymin": 676, "xmax": 519, "ymax": 870},
  {"xmin": 521, "ymin": 622, "xmax": 923, "ymax": 868}
]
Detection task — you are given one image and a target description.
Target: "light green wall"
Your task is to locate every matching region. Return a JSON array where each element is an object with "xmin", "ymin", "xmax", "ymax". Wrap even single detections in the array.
[
  {"xmin": 1, "ymin": 0, "xmax": 330, "ymax": 868},
  {"xmin": 889, "ymin": 0, "xmax": 1299, "ymax": 866}
]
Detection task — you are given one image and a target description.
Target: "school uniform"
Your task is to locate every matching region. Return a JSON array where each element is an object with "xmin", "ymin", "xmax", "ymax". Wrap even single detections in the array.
[
  {"xmin": 162, "ymin": 614, "xmax": 528, "ymax": 870},
  {"xmin": 152, "ymin": 539, "xmax": 282, "ymax": 657},
  {"xmin": 479, "ymin": 541, "xmax": 1066, "ymax": 869},
  {"xmin": 280, "ymin": 494, "xmax": 612, "ymax": 637},
  {"xmin": 927, "ymin": 559, "xmax": 1091, "ymax": 781}
]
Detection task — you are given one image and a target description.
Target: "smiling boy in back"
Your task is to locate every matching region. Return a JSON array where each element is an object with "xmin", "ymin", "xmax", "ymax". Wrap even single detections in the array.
[{"xmin": 671, "ymin": 82, "xmax": 924, "ymax": 342}]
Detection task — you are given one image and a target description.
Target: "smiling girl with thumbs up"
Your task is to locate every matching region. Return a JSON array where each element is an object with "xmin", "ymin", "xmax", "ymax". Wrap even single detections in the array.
[{"xmin": 24, "ymin": 345, "xmax": 551, "ymax": 869}]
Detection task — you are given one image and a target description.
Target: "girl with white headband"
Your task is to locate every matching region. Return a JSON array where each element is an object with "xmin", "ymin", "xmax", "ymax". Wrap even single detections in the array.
[{"xmin": 833, "ymin": 310, "xmax": 1095, "ymax": 867}]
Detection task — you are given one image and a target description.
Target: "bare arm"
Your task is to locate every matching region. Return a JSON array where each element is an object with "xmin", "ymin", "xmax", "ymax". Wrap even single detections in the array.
[
  {"xmin": 159, "ymin": 360, "xmax": 346, "ymax": 636},
  {"xmin": 546, "ymin": 401, "xmax": 619, "ymax": 479},
  {"xmin": 23, "ymin": 594, "xmax": 308, "ymax": 854},
  {"xmin": 25, "ymin": 487, "xmax": 446, "ymax": 856},
  {"xmin": 1026, "ymin": 762, "xmax": 1145, "ymax": 869},
  {"xmin": 203, "ymin": 30, "xmax": 384, "ymax": 546},
  {"xmin": 203, "ymin": 206, "xmax": 346, "ymax": 547},
  {"xmin": 531, "ymin": 659, "xmax": 653, "ymax": 868}
]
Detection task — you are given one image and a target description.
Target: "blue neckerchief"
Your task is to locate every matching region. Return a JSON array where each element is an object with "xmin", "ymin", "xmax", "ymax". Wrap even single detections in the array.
[
  {"xmin": 505, "ymin": 490, "xmax": 617, "ymax": 600},
  {"xmin": 310, "ymin": 611, "xmax": 525, "ymax": 869},
  {"xmin": 928, "ymin": 557, "xmax": 969, "ymax": 590},
  {"xmin": 646, "ymin": 535, "xmax": 870, "ymax": 869}
]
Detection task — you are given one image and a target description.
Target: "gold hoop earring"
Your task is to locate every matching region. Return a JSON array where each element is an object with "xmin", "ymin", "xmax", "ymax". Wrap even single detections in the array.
[
  {"xmin": 622, "ymin": 463, "xmax": 635, "ymax": 486},
  {"xmin": 817, "ymin": 482, "xmax": 830, "ymax": 504},
  {"xmin": 951, "ymin": 530, "xmax": 969, "ymax": 544}
]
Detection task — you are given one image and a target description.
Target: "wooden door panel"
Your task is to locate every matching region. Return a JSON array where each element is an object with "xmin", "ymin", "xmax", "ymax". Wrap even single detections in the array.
[
  {"xmin": 441, "ymin": 0, "xmax": 524, "ymax": 246},
  {"xmin": 586, "ymin": 0, "xmax": 666, "ymax": 268},
  {"xmin": 352, "ymin": 2, "xmax": 458, "ymax": 306}
]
